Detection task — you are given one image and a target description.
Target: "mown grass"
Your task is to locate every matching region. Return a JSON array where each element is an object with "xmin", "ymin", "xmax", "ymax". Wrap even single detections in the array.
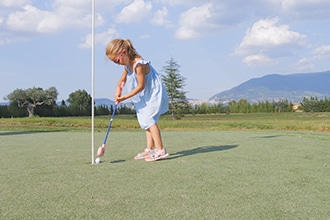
[
  {"xmin": 1, "ymin": 112, "xmax": 329, "ymax": 132},
  {"xmin": 1, "ymin": 113, "xmax": 330, "ymax": 219},
  {"xmin": 0, "ymin": 130, "xmax": 329, "ymax": 219}
]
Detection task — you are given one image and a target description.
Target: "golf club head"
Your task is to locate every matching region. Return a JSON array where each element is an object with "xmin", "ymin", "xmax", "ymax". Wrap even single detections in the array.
[{"xmin": 97, "ymin": 144, "xmax": 105, "ymax": 156}]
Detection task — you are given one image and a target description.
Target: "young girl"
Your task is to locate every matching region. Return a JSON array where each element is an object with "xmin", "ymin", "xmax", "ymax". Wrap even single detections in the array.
[{"xmin": 105, "ymin": 39, "xmax": 169, "ymax": 162}]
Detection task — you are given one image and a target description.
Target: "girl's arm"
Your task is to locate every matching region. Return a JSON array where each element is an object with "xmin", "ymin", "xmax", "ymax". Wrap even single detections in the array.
[
  {"xmin": 116, "ymin": 63, "xmax": 147, "ymax": 102},
  {"xmin": 114, "ymin": 69, "xmax": 128, "ymax": 102}
]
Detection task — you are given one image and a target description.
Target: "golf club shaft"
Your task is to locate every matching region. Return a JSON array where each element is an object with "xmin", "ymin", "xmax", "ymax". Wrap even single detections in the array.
[{"xmin": 103, "ymin": 82, "xmax": 125, "ymax": 144}]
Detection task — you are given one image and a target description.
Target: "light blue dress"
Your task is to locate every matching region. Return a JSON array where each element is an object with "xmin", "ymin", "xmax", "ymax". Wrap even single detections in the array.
[{"xmin": 125, "ymin": 59, "xmax": 168, "ymax": 130}]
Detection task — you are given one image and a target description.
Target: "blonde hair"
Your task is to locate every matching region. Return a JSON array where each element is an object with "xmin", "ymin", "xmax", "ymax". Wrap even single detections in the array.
[{"xmin": 105, "ymin": 39, "xmax": 140, "ymax": 60}]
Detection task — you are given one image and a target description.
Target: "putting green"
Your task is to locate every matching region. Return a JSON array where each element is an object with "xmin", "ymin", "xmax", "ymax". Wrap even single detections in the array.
[{"xmin": 0, "ymin": 130, "xmax": 329, "ymax": 219}]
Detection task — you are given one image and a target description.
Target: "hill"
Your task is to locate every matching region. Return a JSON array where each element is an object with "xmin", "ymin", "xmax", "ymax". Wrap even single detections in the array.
[
  {"xmin": 94, "ymin": 98, "xmax": 115, "ymax": 106},
  {"xmin": 0, "ymin": 99, "xmax": 121, "ymax": 107},
  {"xmin": 210, "ymin": 70, "xmax": 330, "ymax": 103}
]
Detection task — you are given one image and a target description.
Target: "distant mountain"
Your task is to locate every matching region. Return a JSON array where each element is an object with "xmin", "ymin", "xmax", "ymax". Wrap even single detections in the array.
[
  {"xmin": 94, "ymin": 98, "xmax": 115, "ymax": 106},
  {"xmin": 210, "ymin": 70, "xmax": 330, "ymax": 103},
  {"xmin": 94, "ymin": 98, "xmax": 133, "ymax": 108},
  {"xmin": 56, "ymin": 99, "xmax": 115, "ymax": 106},
  {"xmin": 1, "ymin": 99, "xmax": 119, "ymax": 107},
  {"xmin": 56, "ymin": 100, "xmax": 69, "ymax": 106}
]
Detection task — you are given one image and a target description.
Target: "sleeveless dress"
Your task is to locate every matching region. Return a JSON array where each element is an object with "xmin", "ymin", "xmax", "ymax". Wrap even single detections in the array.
[{"xmin": 125, "ymin": 59, "xmax": 168, "ymax": 130}]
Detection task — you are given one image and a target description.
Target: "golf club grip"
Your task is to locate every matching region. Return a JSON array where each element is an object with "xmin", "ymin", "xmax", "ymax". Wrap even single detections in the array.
[
  {"xmin": 115, "ymin": 81, "xmax": 125, "ymax": 105},
  {"xmin": 103, "ymin": 82, "xmax": 125, "ymax": 144}
]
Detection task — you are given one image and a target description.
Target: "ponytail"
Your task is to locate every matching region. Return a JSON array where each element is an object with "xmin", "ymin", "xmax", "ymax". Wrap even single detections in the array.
[{"xmin": 106, "ymin": 39, "xmax": 140, "ymax": 60}]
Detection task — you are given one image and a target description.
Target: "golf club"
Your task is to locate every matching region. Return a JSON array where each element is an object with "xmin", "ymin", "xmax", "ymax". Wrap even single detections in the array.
[{"xmin": 97, "ymin": 82, "xmax": 125, "ymax": 156}]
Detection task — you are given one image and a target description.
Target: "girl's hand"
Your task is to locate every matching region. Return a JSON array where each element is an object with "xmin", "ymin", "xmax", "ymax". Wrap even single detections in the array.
[
  {"xmin": 115, "ymin": 95, "xmax": 126, "ymax": 104},
  {"xmin": 114, "ymin": 81, "xmax": 126, "ymax": 104}
]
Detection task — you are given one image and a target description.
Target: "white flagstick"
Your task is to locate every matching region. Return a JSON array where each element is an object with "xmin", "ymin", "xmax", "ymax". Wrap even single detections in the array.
[{"xmin": 91, "ymin": 0, "xmax": 95, "ymax": 164}]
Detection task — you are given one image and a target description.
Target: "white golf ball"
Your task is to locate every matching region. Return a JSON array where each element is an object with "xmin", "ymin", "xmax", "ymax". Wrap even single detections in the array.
[{"xmin": 95, "ymin": 157, "xmax": 101, "ymax": 164}]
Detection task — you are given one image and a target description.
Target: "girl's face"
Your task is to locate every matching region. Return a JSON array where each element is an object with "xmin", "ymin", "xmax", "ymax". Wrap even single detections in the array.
[{"xmin": 110, "ymin": 50, "xmax": 129, "ymax": 66}]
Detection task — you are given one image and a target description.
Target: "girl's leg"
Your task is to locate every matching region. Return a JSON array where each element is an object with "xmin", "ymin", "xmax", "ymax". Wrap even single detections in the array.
[
  {"xmin": 134, "ymin": 129, "xmax": 155, "ymax": 159},
  {"xmin": 147, "ymin": 123, "xmax": 164, "ymax": 150},
  {"xmin": 145, "ymin": 123, "xmax": 168, "ymax": 161},
  {"xmin": 145, "ymin": 129, "xmax": 154, "ymax": 150}
]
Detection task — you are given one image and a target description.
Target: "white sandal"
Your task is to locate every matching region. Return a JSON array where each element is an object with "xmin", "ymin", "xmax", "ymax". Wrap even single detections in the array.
[
  {"xmin": 145, "ymin": 148, "xmax": 169, "ymax": 162},
  {"xmin": 134, "ymin": 148, "xmax": 154, "ymax": 160}
]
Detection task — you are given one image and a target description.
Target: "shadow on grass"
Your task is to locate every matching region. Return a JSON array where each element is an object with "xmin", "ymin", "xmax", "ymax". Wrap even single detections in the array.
[
  {"xmin": 256, "ymin": 135, "xmax": 281, "ymax": 138},
  {"xmin": 0, "ymin": 130, "xmax": 65, "ymax": 136},
  {"xmin": 167, "ymin": 145, "xmax": 238, "ymax": 160},
  {"xmin": 110, "ymin": 159, "xmax": 126, "ymax": 163}
]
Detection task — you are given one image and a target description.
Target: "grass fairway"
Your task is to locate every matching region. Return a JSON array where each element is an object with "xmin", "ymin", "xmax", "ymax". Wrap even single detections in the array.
[{"xmin": 1, "ymin": 129, "xmax": 329, "ymax": 219}]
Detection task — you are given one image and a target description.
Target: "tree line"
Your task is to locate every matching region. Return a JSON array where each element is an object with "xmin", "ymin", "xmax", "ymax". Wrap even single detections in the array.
[
  {"xmin": 300, "ymin": 96, "xmax": 330, "ymax": 112},
  {"xmin": 1, "ymin": 58, "xmax": 189, "ymax": 118},
  {"xmin": 1, "ymin": 58, "xmax": 329, "ymax": 118},
  {"xmin": 0, "ymin": 88, "xmax": 136, "ymax": 118},
  {"xmin": 2, "ymin": 95, "xmax": 329, "ymax": 118},
  {"xmin": 190, "ymin": 97, "xmax": 330, "ymax": 114}
]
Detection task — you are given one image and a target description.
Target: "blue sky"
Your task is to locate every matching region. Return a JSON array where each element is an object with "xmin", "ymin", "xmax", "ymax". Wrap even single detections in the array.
[{"xmin": 1, "ymin": 0, "xmax": 330, "ymax": 102}]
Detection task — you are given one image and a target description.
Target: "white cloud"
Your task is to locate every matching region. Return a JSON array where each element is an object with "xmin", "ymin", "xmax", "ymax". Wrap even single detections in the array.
[
  {"xmin": 116, "ymin": 0, "xmax": 152, "ymax": 24},
  {"xmin": 151, "ymin": 7, "xmax": 169, "ymax": 26},
  {"xmin": 281, "ymin": 0, "xmax": 330, "ymax": 19},
  {"xmin": 53, "ymin": 0, "xmax": 125, "ymax": 12},
  {"xmin": 55, "ymin": 6, "xmax": 104, "ymax": 29},
  {"xmin": 291, "ymin": 44, "xmax": 330, "ymax": 71},
  {"xmin": 234, "ymin": 17, "xmax": 306, "ymax": 55},
  {"xmin": 0, "ymin": 0, "xmax": 30, "ymax": 8},
  {"xmin": 79, "ymin": 27, "xmax": 119, "ymax": 49},
  {"xmin": 0, "ymin": 36, "xmax": 13, "ymax": 46},
  {"xmin": 0, "ymin": 33, "xmax": 28, "ymax": 46},
  {"xmin": 6, "ymin": 5, "xmax": 58, "ymax": 33},
  {"xmin": 233, "ymin": 17, "xmax": 307, "ymax": 66},
  {"xmin": 155, "ymin": 0, "xmax": 209, "ymax": 7},
  {"xmin": 243, "ymin": 54, "xmax": 276, "ymax": 66},
  {"xmin": 5, "ymin": 3, "xmax": 104, "ymax": 34},
  {"xmin": 1, "ymin": 1, "xmax": 106, "ymax": 46},
  {"xmin": 293, "ymin": 57, "xmax": 315, "ymax": 71},
  {"xmin": 313, "ymin": 45, "xmax": 330, "ymax": 56},
  {"xmin": 175, "ymin": 3, "xmax": 220, "ymax": 40},
  {"xmin": 52, "ymin": 0, "xmax": 90, "ymax": 9},
  {"xmin": 282, "ymin": 0, "xmax": 330, "ymax": 11}
]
